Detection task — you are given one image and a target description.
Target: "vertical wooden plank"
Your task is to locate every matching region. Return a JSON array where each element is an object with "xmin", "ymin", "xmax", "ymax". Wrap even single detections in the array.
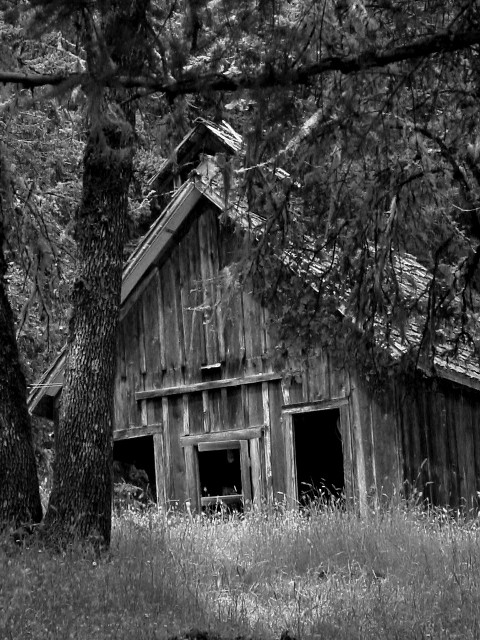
[
  {"xmin": 183, "ymin": 394, "xmax": 190, "ymax": 436},
  {"xmin": 242, "ymin": 290, "xmax": 263, "ymax": 374},
  {"xmin": 154, "ymin": 268, "xmax": 167, "ymax": 374},
  {"xmin": 269, "ymin": 380, "xmax": 286, "ymax": 499},
  {"xmin": 140, "ymin": 400, "xmax": 148, "ymax": 426},
  {"xmin": 248, "ymin": 383, "xmax": 264, "ymax": 428},
  {"xmin": 209, "ymin": 389, "xmax": 223, "ymax": 432},
  {"xmin": 281, "ymin": 380, "xmax": 296, "ymax": 506},
  {"xmin": 188, "ymin": 392, "xmax": 203, "ymax": 434},
  {"xmin": 171, "ymin": 245, "xmax": 186, "ymax": 369},
  {"xmin": 242, "ymin": 384, "xmax": 249, "ymax": 429},
  {"xmin": 184, "ymin": 445, "xmax": 200, "ymax": 512},
  {"xmin": 339, "ymin": 404, "xmax": 354, "ymax": 501},
  {"xmin": 307, "ymin": 353, "xmax": 328, "ymax": 402},
  {"xmin": 428, "ymin": 386, "xmax": 449, "ymax": 505},
  {"xmin": 202, "ymin": 390, "xmax": 211, "ymax": 433},
  {"xmin": 138, "ymin": 302, "xmax": 147, "ymax": 376},
  {"xmin": 227, "ymin": 386, "xmax": 243, "ymax": 431},
  {"xmin": 162, "ymin": 397, "xmax": 172, "ymax": 502},
  {"xmin": 301, "ymin": 359, "xmax": 309, "ymax": 403},
  {"xmin": 221, "ymin": 387, "xmax": 229, "ymax": 429},
  {"xmin": 370, "ymin": 388, "xmax": 402, "ymax": 499},
  {"xmin": 160, "ymin": 258, "xmax": 182, "ymax": 386},
  {"xmin": 123, "ymin": 305, "xmax": 142, "ymax": 426},
  {"xmin": 240, "ymin": 440, "xmax": 252, "ymax": 504},
  {"xmin": 348, "ymin": 375, "xmax": 367, "ymax": 515},
  {"xmin": 453, "ymin": 388, "xmax": 475, "ymax": 509},
  {"xmin": 416, "ymin": 387, "xmax": 434, "ymax": 504},
  {"xmin": 261, "ymin": 304, "xmax": 271, "ymax": 356},
  {"xmin": 114, "ymin": 323, "xmax": 128, "ymax": 430},
  {"xmin": 168, "ymin": 395, "xmax": 187, "ymax": 503},
  {"xmin": 462, "ymin": 391, "xmax": 477, "ymax": 511},
  {"xmin": 208, "ymin": 211, "xmax": 226, "ymax": 363},
  {"xmin": 469, "ymin": 393, "xmax": 480, "ymax": 509},
  {"xmin": 198, "ymin": 209, "xmax": 218, "ymax": 365},
  {"xmin": 178, "ymin": 234, "xmax": 192, "ymax": 380},
  {"xmin": 250, "ymin": 437, "xmax": 264, "ymax": 503},
  {"xmin": 445, "ymin": 389, "xmax": 460, "ymax": 509},
  {"xmin": 283, "ymin": 414, "xmax": 297, "ymax": 507},
  {"xmin": 153, "ymin": 431, "xmax": 166, "ymax": 508},
  {"xmin": 187, "ymin": 217, "xmax": 207, "ymax": 373},
  {"xmin": 262, "ymin": 381, "xmax": 274, "ymax": 503}
]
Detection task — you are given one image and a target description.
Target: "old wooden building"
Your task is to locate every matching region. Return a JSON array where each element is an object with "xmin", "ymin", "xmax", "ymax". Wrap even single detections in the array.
[{"xmin": 29, "ymin": 119, "xmax": 480, "ymax": 512}]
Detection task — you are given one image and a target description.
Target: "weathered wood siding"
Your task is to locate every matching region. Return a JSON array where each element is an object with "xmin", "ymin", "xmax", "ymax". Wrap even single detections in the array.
[
  {"xmin": 112, "ymin": 195, "xmax": 480, "ymax": 512},
  {"xmin": 113, "ymin": 199, "xmax": 353, "ymax": 508},
  {"xmin": 396, "ymin": 379, "xmax": 480, "ymax": 510}
]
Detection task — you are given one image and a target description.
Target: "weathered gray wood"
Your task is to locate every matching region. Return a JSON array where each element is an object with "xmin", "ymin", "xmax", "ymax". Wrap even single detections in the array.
[
  {"xmin": 282, "ymin": 396, "xmax": 349, "ymax": 413},
  {"xmin": 339, "ymin": 404, "xmax": 354, "ymax": 500},
  {"xmin": 182, "ymin": 394, "xmax": 190, "ymax": 436},
  {"xmin": 184, "ymin": 445, "xmax": 200, "ymax": 511},
  {"xmin": 283, "ymin": 413, "xmax": 297, "ymax": 507},
  {"xmin": 136, "ymin": 372, "xmax": 282, "ymax": 399},
  {"xmin": 262, "ymin": 381, "xmax": 274, "ymax": 503},
  {"xmin": 198, "ymin": 440, "xmax": 240, "ymax": 451},
  {"xmin": 114, "ymin": 423, "xmax": 162, "ymax": 440},
  {"xmin": 154, "ymin": 268, "xmax": 167, "ymax": 373},
  {"xmin": 162, "ymin": 397, "xmax": 172, "ymax": 501},
  {"xmin": 153, "ymin": 431, "xmax": 166, "ymax": 508},
  {"xmin": 348, "ymin": 375, "xmax": 367, "ymax": 515},
  {"xmin": 202, "ymin": 390, "xmax": 211, "ymax": 432},
  {"xmin": 180, "ymin": 425, "xmax": 264, "ymax": 446},
  {"xmin": 240, "ymin": 439, "xmax": 252, "ymax": 502},
  {"xmin": 119, "ymin": 267, "xmax": 158, "ymax": 322},
  {"xmin": 249, "ymin": 436, "xmax": 264, "ymax": 502}
]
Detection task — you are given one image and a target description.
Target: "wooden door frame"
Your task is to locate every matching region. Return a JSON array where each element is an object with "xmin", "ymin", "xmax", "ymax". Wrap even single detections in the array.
[
  {"xmin": 181, "ymin": 430, "xmax": 265, "ymax": 511},
  {"xmin": 282, "ymin": 397, "xmax": 350, "ymax": 507}
]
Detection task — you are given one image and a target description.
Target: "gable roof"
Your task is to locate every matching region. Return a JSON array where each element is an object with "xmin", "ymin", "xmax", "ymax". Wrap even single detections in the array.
[{"xmin": 28, "ymin": 120, "xmax": 480, "ymax": 418}]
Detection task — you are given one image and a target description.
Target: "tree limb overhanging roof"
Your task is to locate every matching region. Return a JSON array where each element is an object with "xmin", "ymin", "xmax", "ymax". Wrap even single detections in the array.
[{"xmin": 28, "ymin": 119, "xmax": 480, "ymax": 417}]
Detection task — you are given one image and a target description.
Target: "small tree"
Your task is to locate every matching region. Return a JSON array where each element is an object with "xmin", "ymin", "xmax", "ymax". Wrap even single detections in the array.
[{"xmin": 0, "ymin": 147, "xmax": 42, "ymax": 529}]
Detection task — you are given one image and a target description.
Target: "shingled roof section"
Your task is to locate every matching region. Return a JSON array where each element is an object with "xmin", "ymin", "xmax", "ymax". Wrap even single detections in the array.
[{"xmin": 193, "ymin": 154, "xmax": 480, "ymax": 390}]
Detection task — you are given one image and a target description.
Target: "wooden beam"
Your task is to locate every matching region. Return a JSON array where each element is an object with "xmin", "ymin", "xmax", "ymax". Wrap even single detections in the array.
[
  {"xmin": 180, "ymin": 425, "xmax": 264, "ymax": 446},
  {"xmin": 153, "ymin": 432, "xmax": 166, "ymax": 508},
  {"xmin": 136, "ymin": 372, "xmax": 282, "ymax": 400},
  {"xmin": 282, "ymin": 396, "xmax": 349, "ymax": 414},
  {"xmin": 198, "ymin": 440, "xmax": 240, "ymax": 451},
  {"xmin": 114, "ymin": 423, "xmax": 162, "ymax": 441}
]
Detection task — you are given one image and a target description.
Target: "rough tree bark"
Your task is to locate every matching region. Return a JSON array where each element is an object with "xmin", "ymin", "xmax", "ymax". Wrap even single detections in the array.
[
  {"xmin": 0, "ymin": 147, "xmax": 42, "ymax": 530},
  {"xmin": 42, "ymin": 1, "xmax": 149, "ymax": 548}
]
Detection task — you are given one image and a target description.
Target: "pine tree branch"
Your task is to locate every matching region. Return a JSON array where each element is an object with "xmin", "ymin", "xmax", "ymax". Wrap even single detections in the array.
[{"xmin": 1, "ymin": 27, "xmax": 480, "ymax": 94}]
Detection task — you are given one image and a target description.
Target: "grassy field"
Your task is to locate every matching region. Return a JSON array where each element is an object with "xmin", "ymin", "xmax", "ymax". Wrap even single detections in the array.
[{"xmin": 2, "ymin": 501, "xmax": 480, "ymax": 640}]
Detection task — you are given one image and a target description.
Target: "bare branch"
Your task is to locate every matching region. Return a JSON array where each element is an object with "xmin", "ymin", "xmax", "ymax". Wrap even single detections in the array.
[{"xmin": 1, "ymin": 27, "xmax": 480, "ymax": 96}]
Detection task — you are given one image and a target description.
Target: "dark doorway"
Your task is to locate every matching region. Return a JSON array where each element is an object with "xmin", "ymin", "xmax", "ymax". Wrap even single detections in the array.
[
  {"xmin": 113, "ymin": 435, "xmax": 156, "ymax": 502},
  {"xmin": 198, "ymin": 443, "xmax": 243, "ymax": 510},
  {"xmin": 293, "ymin": 409, "xmax": 344, "ymax": 505}
]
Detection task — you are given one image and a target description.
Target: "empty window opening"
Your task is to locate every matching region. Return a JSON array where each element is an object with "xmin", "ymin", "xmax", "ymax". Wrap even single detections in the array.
[
  {"xmin": 113, "ymin": 436, "xmax": 156, "ymax": 503},
  {"xmin": 198, "ymin": 442, "xmax": 243, "ymax": 511},
  {"xmin": 293, "ymin": 409, "xmax": 344, "ymax": 505}
]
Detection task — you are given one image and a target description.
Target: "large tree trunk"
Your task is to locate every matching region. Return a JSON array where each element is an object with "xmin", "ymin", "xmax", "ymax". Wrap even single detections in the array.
[
  {"xmin": 0, "ymin": 148, "xmax": 42, "ymax": 530},
  {"xmin": 43, "ymin": 118, "xmax": 133, "ymax": 547},
  {"xmin": 43, "ymin": 1, "xmax": 149, "ymax": 548}
]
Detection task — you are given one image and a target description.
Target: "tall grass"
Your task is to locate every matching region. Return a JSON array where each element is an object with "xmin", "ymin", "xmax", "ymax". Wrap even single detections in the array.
[{"xmin": 2, "ymin": 501, "xmax": 480, "ymax": 639}]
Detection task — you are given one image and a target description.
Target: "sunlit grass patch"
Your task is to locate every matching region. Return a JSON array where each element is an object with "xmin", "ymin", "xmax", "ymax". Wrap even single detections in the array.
[{"xmin": 2, "ymin": 501, "xmax": 480, "ymax": 639}]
